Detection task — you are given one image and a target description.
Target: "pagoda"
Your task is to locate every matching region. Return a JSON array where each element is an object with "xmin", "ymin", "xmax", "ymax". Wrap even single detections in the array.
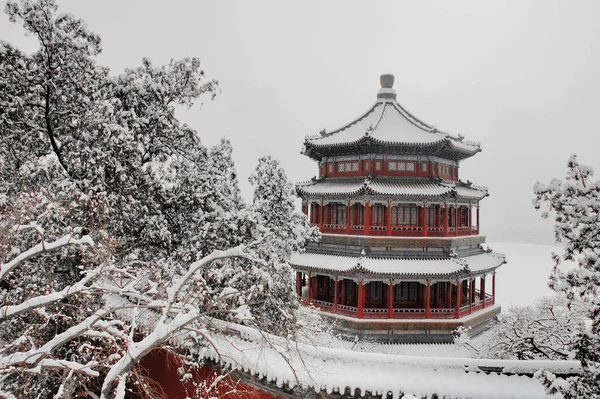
[{"xmin": 290, "ymin": 74, "xmax": 505, "ymax": 342}]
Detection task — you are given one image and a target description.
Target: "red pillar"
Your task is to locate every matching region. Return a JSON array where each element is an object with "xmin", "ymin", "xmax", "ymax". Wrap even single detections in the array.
[
  {"xmin": 333, "ymin": 279, "xmax": 339, "ymax": 312},
  {"xmin": 387, "ymin": 280, "xmax": 394, "ymax": 319},
  {"xmin": 425, "ymin": 281, "xmax": 431, "ymax": 318},
  {"xmin": 357, "ymin": 281, "xmax": 365, "ymax": 318},
  {"xmin": 305, "ymin": 274, "xmax": 312, "ymax": 306},
  {"xmin": 468, "ymin": 278, "xmax": 473, "ymax": 314},
  {"xmin": 386, "ymin": 203, "xmax": 392, "ymax": 236},
  {"xmin": 443, "ymin": 204, "xmax": 449, "ymax": 237},
  {"xmin": 454, "ymin": 281, "xmax": 461, "ymax": 318},
  {"xmin": 492, "ymin": 272, "xmax": 496, "ymax": 304},
  {"xmin": 302, "ymin": 202, "xmax": 308, "ymax": 216},
  {"xmin": 455, "ymin": 206, "xmax": 460, "ymax": 236},
  {"xmin": 481, "ymin": 276, "xmax": 486, "ymax": 308},
  {"xmin": 422, "ymin": 203, "xmax": 428, "ymax": 237},
  {"xmin": 467, "ymin": 206, "xmax": 472, "ymax": 233},
  {"xmin": 296, "ymin": 272, "xmax": 302, "ymax": 296},
  {"xmin": 476, "ymin": 205, "xmax": 480, "ymax": 234},
  {"xmin": 345, "ymin": 204, "xmax": 351, "ymax": 234},
  {"xmin": 363, "ymin": 202, "xmax": 371, "ymax": 236},
  {"xmin": 318, "ymin": 202, "xmax": 324, "ymax": 232}
]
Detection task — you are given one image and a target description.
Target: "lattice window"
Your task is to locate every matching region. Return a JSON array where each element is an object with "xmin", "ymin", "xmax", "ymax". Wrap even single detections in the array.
[
  {"xmin": 375, "ymin": 161, "xmax": 381, "ymax": 170},
  {"xmin": 364, "ymin": 161, "xmax": 370, "ymax": 171},
  {"xmin": 427, "ymin": 207, "xmax": 436, "ymax": 227},
  {"xmin": 406, "ymin": 162, "xmax": 415, "ymax": 171},
  {"xmin": 345, "ymin": 280, "xmax": 354, "ymax": 302},
  {"xmin": 371, "ymin": 281, "xmax": 382, "ymax": 303},
  {"xmin": 372, "ymin": 205, "xmax": 383, "ymax": 225},
  {"xmin": 388, "ymin": 161, "xmax": 397, "ymax": 171},
  {"xmin": 328, "ymin": 164, "xmax": 333, "ymax": 173},
  {"xmin": 337, "ymin": 163, "xmax": 344, "ymax": 172},
  {"xmin": 394, "ymin": 282, "xmax": 417, "ymax": 302},
  {"xmin": 344, "ymin": 163, "xmax": 352, "ymax": 172},
  {"xmin": 352, "ymin": 162, "xmax": 359, "ymax": 171},
  {"xmin": 422, "ymin": 163, "xmax": 428, "ymax": 172}
]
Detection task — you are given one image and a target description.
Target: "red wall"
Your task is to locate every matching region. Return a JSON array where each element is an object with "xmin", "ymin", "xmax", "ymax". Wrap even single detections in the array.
[
  {"xmin": 319, "ymin": 159, "xmax": 458, "ymax": 180},
  {"xmin": 136, "ymin": 349, "xmax": 281, "ymax": 399}
]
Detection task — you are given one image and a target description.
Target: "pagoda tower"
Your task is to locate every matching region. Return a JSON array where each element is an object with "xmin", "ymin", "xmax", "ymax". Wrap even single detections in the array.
[{"xmin": 290, "ymin": 74, "xmax": 505, "ymax": 342}]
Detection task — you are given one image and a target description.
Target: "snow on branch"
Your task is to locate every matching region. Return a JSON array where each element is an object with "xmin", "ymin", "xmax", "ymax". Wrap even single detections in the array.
[{"xmin": 0, "ymin": 232, "xmax": 94, "ymax": 282}]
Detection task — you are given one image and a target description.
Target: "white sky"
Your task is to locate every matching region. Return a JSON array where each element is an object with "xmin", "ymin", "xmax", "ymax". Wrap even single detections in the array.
[{"xmin": 2, "ymin": 0, "xmax": 600, "ymax": 244}]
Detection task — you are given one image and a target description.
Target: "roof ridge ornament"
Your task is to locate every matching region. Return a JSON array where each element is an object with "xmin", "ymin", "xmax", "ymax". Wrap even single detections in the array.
[{"xmin": 377, "ymin": 74, "xmax": 397, "ymax": 101}]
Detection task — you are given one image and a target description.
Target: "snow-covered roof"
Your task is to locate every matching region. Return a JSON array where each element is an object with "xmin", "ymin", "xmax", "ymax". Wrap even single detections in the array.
[
  {"xmin": 289, "ymin": 251, "xmax": 505, "ymax": 277},
  {"xmin": 205, "ymin": 320, "xmax": 581, "ymax": 399},
  {"xmin": 296, "ymin": 177, "xmax": 487, "ymax": 200},
  {"xmin": 303, "ymin": 77, "xmax": 481, "ymax": 161}
]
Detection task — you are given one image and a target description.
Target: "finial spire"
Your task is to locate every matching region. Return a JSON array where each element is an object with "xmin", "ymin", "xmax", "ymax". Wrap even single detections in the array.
[
  {"xmin": 377, "ymin": 74, "xmax": 397, "ymax": 101},
  {"xmin": 380, "ymin": 74, "xmax": 395, "ymax": 88}
]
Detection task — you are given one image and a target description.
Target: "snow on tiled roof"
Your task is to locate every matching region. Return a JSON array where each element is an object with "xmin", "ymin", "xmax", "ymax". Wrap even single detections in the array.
[
  {"xmin": 465, "ymin": 252, "xmax": 506, "ymax": 273},
  {"xmin": 368, "ymin": 180, "xmax": 452, "ymax": 196},
  {"xmin": 289, "ymin": 251, "xmax": 504, "ymax": 276},
  {"xmin": 206, "ymin": 320, "xmax": 580, "ymax": 399},
  {"xmin": 454, "ymin": 184, "xmax": 488, "ymax": 199},
  {"xmin": 296, "ymin": 178, "xmax": 486, "ymax": 199},
  {"xmin": 296, "ymin": 180, "xmax": 365, "ymax": 196},
  {"xmin": 305, "ymin": 98, "xmax": 480, "ymax": 154}
]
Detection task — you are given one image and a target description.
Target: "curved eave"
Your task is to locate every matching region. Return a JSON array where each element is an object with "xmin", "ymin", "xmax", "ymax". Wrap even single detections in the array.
[
  {"xmin": 290, "ymin": 252, "xmax": 505, "ymax": 279},
  {"xmin": 296, "ymin": 179, "xmax": 486, "ymax": 201},
  {"xmin": 302, "ymin": 139, "xmax": 480, "ymax": 163}
]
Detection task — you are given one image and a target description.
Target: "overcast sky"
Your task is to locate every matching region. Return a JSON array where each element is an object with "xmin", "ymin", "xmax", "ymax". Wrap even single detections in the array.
[{"xmin": 2, "ymin": 0, "xmax": 600, "ymax": 244}]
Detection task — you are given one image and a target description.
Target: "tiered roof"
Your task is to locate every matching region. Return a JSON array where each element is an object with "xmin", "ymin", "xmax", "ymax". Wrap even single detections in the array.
[
  {"xmin": 290, "ymin": 250, "xmax": 505, "ymax": 278},
  {"xmin": 302, "ymin": 75, "xmax": 481, "ymax": 162},
  {"xmin": 297, "ymin": 177, "xmax": 488, "ymax": 200}
]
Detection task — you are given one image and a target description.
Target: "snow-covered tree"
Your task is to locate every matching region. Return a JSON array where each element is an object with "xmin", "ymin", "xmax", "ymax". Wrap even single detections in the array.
[
  {"xmin": 531, "ymin": 155, "xmax": 600, "ymax": 398},
  {"xmin": 455, "ymin": 295, "xmax": 584, "ymax": 361},
  {"xmin": 247, "ymin": 156, "xmax": 319, "ymax": 335},
  {"xmin": 0, "ymin": 1, "xmax": 315, "ymax": 398}
]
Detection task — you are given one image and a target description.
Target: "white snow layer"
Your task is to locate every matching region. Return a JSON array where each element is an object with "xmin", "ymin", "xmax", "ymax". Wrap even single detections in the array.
[
  {"xmin": 289, "ymin": 251, "xmax": 504, "ymax": 276},
  {"xmin": 205, "ymin": 321, "xmax": 576, "ymax": 399}
]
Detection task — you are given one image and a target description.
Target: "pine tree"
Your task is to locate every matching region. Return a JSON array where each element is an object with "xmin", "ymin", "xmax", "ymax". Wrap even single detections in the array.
[
  {"xmin": 247, "ymin": 156, "xmax": 319, "ymax": 335},
  {"xmin": 532, "ymin": 155, "xmax": 600, "ymax": 398}
]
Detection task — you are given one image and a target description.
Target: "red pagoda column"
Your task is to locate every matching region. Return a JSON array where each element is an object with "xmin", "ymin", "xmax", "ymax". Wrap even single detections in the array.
[
  {"xmin": 476, "ymin": 205, "xmax": 480, "ymax": 234},
  {"xmin": 296, "ymin": 272, "xmax": 302, "ymax": 296},
  {"xmin": 425, "ymin": 281, "xmax": 431, "ymax": 318},
  {"xmin": 386, "ymin": 202, "xmax": 392, "ymax": 236},
  {"xmin": 357, "ymin": 281, "xmax": 365, "ymax": 318},
  {"xmin": 468, "ymin": 278, "xmax": 473, "ymax": 314},
  {"xmin": 422, "ymin": 203, "xmax": 428, "ymax": 237},
  {"xmin": 318, "ymin": 201, "xmax": 324, "ymax": 232},
  {"xmin": 481, "ymin": 275, "xmax": 486, "ymax": 308},
  {"xmin": 363, "ymin": 202, "xmax": 371, "ymax": 236},
  {"xmin": 345, "ymin": 203, "xmax": 351, "ymax": 234},
  {"xmin": 302, "ymin": 202, "xmax": 308, "ymax": 217},
  {"xmin": 443, "ymin": 204, "xmax": 449, "ymax": 237},
  {"xmin": 333, "ymin": 278, "xmax": 339, "ymax": 312},
  {"xmin": 454, "ymin": 206, "xmax": 459, "ymax": 236},
  {"xmin": 387, "ymin": 279, "xmax": 394, "ymax": 318},
  {"xmin": 492, "ymin": 272, "xmax": 496, "ymax": 305},
  {"xmin": 454, "ymin": 280, "xmax": 461, "ymax": 318}
]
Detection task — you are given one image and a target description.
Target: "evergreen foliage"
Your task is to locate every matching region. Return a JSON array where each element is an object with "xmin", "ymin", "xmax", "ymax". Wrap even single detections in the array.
[{"xmin": 0, "ymin": 1, "xmax": 316, "ymax": 397}]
